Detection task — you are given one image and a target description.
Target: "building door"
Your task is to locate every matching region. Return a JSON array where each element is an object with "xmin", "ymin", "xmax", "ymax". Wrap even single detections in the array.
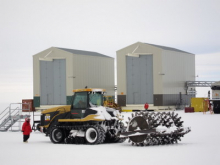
[
  {"xmin": 126, "ymin": 55, "xmax": 153, "ymax": 104},
  {"xmin": 40, "ymin": 59, "xmax": 66, "ymax": 105}
]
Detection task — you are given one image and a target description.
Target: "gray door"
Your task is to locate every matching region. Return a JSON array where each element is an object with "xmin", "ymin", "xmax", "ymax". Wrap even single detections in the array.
[
  {"xmin": 126, "ymin": 55, "xmax": 153, "ymax": 104},
  {"xmin": 40, "ymin": 59, "xmax": 66, "ymax": 105}
]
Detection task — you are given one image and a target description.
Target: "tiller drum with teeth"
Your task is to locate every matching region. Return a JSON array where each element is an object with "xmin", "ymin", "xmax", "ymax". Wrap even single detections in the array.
[{"xmin": 120, "ymin": 111, "xmax": 191, "ymax": 146}]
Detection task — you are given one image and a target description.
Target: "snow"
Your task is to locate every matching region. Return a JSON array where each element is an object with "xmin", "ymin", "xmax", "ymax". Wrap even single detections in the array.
[
  {"xmin": 91, "ymin": 106, "xmax": 112, "ymax": 120},
  {"xmin": 1, "ymin": 110, "xmax": 220, "ymax": 165}
]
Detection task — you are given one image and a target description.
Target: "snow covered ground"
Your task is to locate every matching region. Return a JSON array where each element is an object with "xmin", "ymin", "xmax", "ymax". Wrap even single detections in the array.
[{"xmin": 0, "ymin": 110, "xmax": 220, "ymax": 165}]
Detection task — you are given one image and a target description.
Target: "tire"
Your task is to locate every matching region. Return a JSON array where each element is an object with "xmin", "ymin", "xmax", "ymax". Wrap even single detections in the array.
[
  {"xmin": 50, "ymin": 127, "xmax": 65, "ymax": 144},
  {"xmin": 85, "ymin": 125, "xmax": 105, "ymax": 144},
  {"xmin": 97, "ymin": 125, "xmax": 106, "ymax": 144}
]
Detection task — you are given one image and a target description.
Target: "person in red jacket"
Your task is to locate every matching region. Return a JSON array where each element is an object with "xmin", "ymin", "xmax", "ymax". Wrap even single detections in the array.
[{"xmin": 22, "ymin": 117, "xmax": 32, "ymax": 143}]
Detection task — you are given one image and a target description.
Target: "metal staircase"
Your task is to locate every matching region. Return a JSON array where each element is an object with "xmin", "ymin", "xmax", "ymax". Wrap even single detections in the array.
[{"xmin": 0, "ymin": 103, "xmax": 30, "ymax": 132}]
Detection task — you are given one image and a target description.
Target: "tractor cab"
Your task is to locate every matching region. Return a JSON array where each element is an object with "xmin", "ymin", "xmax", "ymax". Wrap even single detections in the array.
[{"xmin": 71, "ymin": 88, "xmax": 106, "ymax": 119}]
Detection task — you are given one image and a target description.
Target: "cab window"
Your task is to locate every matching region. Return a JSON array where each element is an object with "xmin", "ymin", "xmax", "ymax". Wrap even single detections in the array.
[
  {"xmin": 89, "ymin": 92, "xmax": 103, "ymax": 106},
  {"xmin": 72, "ymin": 92, "xmax": 87, "ymax": 108}
]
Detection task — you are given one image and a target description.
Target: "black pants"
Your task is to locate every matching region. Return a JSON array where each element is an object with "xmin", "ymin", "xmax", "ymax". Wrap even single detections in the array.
[{"xmin": 23, "ymin": 135, "xmax": 30, "ymax": 142}]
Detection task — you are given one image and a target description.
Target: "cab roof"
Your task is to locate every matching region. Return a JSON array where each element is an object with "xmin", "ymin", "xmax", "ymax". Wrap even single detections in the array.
[{"xmin": 73, "ymin": 88, "xmax": 106, "ymax": 92}]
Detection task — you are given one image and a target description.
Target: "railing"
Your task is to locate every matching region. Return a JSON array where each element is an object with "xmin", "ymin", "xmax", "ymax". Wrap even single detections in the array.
[
  {"xmin": 0, "ymin": 106, "xmax": 10, "ymax": 122},
  {"xmin": 0, "ymin": 103, "xmax": 31, "ymax": 132},
  {"xmin": 186, "ymin": 81, "xmax": 216, "ymax": 88}
]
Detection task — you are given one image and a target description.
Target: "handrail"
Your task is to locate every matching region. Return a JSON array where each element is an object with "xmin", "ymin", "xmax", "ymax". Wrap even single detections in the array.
[
  {"xmin": 0, "ymin": 107, "xmax": 19, "ymax": 120},
  {"xmin": 0, "ymin": 107, "xmax": 20, "ymax": 121},
  {"xmin": 0, "ymin": 106, "xmax": 9, "ymax": 116},
  {"xmin": 0, "ymin": 113, "xmax": 9, "ymax": 121},
  {"xmin": 0, "ymin": 102, "xmax": 31, "ymax": 131},
  {"xmin": 10, "ymin": 107, "xmax": 20, "ymax": 115}
]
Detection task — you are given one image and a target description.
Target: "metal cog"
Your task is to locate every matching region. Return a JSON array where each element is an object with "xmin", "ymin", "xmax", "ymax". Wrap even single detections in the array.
[{"xmin": 121, "ymin": 111, "xmax": 191, "ymax": 146}]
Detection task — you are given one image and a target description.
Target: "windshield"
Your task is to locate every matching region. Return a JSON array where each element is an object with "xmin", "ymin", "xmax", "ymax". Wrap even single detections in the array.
[
  {"xmin": 72, "ymin": 92, "xmax": 87, "ymax": 108},
  {"xmin": 89, "ymin": 92, "xmax": 103, "ymax": 106}
]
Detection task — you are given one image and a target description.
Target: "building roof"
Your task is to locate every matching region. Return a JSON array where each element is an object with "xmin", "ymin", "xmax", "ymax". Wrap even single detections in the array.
[
  {"xmin": 145, "ymin": 43, "xmax": 193, "ymax": 54},
  {"xmin": 56, "ymin": 47, "xmax": 113, "ymax": 58}
]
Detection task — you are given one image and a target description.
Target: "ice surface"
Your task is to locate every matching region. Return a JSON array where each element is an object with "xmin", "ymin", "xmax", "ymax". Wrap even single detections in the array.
[{"xmin": 0, "ymin": 110, "xmax": 220, "ymax": 165}]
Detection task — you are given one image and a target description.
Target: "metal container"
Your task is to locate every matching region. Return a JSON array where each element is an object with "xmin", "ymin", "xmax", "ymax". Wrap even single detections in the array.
[
  {"xmin": 191, "ymin": 98, "xmax": 208, "ymax": 112},
  {"xmin": 22, "ymin": 99, "xmax": 35, "ymax": 112},
  {"xmin": 185, "ymin": 107, "xmax": 194, "ymax": 113}
]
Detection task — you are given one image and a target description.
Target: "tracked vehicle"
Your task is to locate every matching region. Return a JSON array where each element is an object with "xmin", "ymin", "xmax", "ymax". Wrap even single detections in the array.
[{"xmin": 40, "ymin": 88, "xmax": 126, "ymax": 144}]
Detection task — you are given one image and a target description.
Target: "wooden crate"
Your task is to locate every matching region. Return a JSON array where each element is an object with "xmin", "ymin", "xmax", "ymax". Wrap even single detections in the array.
[{"xmin": 22, "ymin": 99, "xmax": 35, "ymax": 112}]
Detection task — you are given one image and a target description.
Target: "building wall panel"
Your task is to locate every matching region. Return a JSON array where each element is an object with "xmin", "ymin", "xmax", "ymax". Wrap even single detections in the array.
[
  {"xmin": 40, "ymin": 59, "xmax": 66, "ymax": 105},
  {"xmin": 72, "ymin": 54, "xmax": 115, "ymax": 96},
  {"xmin": 53, "ymin": 59, "xmax": 66, "ymax": 105},
  {"xmin": 161, "ymin": 50, "xmax": 195, "ymax": 95},
  {"xmin": 126, "ymin": 55, "xmax": 153, "ymax": 104}
]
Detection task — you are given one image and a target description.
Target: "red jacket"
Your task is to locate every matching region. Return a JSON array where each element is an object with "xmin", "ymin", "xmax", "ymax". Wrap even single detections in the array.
[{"xmin": 22, "ymin": 119, "xmax": 32, "ymax": 135}]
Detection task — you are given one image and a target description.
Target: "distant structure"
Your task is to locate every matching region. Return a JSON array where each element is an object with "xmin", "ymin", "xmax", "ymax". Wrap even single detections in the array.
[
  {"xmin": 211, "ymin": 81, "xmax": 220, "ymax": 99},
  {"xmin": 33, "ymin": 47, "xmax": 114, "ymax": 108},
  {"xmin": 116, "ymin": 42, "xmax": 195, "ymax": 107},
  {"xmin": 211, "ymin": 81, "xmax": 220, "ymax": 114}
]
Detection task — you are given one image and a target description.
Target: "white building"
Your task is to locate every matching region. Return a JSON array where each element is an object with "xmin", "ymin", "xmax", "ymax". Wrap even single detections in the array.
[
  {"xmin": 116, "ymin": 42, "xmax": 195, "ymax": 107},
  {"xmin": 33, "ymin": 47, "xmax": 114, "ymax": 108}
]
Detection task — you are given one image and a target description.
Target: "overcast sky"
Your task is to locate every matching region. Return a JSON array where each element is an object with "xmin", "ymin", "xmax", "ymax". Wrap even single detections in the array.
[{"xmin": 0, "ymin": 0, "xmax": 220, "ymax": 106}]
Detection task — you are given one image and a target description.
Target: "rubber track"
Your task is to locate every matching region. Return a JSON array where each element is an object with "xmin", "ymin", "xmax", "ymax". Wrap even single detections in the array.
[{"xmin": 55, "ymin": 124, "xmax": 124, "ymax": 145}]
